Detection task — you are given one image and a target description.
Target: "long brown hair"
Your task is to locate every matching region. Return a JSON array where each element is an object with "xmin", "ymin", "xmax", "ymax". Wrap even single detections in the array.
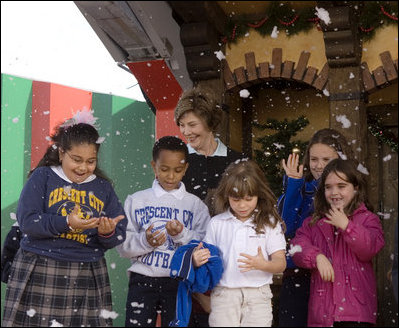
[
  {"xmin": 302, "ymin": 128, "xmax": 354, "ymax": 181},
  {"xmin": 214, "ymin": 159, "xmax": 285, "ymax": 234},
  {"xmin": 311, "ymin": 158, "xmax": 370, "ymax": 225}
]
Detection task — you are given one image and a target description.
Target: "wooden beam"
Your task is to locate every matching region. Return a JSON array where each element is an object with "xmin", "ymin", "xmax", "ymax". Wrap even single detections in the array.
[
  {"xmin": 271, "ymin": 48, "xmax": 282, "ymax": 78},
  {"xmin": 313, "ymin": 63, "xmax": 329, "ymax": 90},
  {"xmin": 245, "ymin": 52, "xmax": 258, "ymax": 83},
  {"xmin": 281, "ymin": 61, "xmax": 294, "ymax": 79},
  {"xmin": 292, "ymin": 51, "xmax": 310, "ymax": 81},
  {"xmin": 373, "ymin": 66, "xmax": 388, "ymax": 86},
  {"xmin": 380, "ymin": 51, "xmax": 397, "ymax": 82},
  {"xmin": 222, "ymin": 59, "xmax": 237, "ymax": 90},
  {"xmin": 361, "ymin": 62, "xmax": 377, "ymax": 93},
  {"xmin": 258, "ymin": 62, "xmax": 270, "ymax": 80},
  {"xmin": 303, "ymin": 67, "xmax": 318, "ymax": 85}
]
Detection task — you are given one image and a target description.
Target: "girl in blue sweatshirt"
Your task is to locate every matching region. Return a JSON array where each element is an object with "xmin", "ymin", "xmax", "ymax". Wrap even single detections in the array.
[
  {"xmin": 2, "ymin": 110, "xmax": 126, "ymax": 327},
  {"xmin": 277, "ymin": 128, "xmax": 353, "ymax": 327}
]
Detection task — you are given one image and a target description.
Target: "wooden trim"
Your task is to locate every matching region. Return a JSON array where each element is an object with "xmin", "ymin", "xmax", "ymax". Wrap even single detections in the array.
[
  {"xmin": 380, "ymin": 51, "xmax": 398, "ymax": 82},
  {"xmin": 303, "ymin": 67, "xmax": 318, "ymax": 85},
  {"xmin": 271, "ymin": 48, "xmax": 282, "ymax": 78},
  {"xmin": 373, "ymin": 66, "xmax": 388, "ymax": 86},
  {"xmin": 361, "ymin": 62, "xmax": 377, "ymax": 93},
  {"xmin": 245, "ymin": 52, "xmax": 258, "ymax": 82},
  {"xmin": 222, "ymin": 48, "xmax": 397, "ymax": 97},
  {"xmin": 292, "ymin": 51, "xmax": 310, "ymax": 81},
  {"xmin": 312, "ymin": 63, "xmax": 329, "ymax": 90},
  {"xmin": 281, "ymin": 61, "xmax": 294, "ymax": 79}
]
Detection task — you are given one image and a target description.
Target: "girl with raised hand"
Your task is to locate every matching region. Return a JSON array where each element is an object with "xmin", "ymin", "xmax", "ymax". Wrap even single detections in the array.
[
  {"xmin": 291, "ymin": 158, "xmax": 384, "ymax": 327},
  {"xmin": 277, "ymin": 128, "xmax": 353, "ymax": 327}
]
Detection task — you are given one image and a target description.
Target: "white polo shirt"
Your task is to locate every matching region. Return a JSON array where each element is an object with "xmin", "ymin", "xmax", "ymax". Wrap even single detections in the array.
[{"xmin": 203, "ymin": 210, "xmax": 286, "ymax": 288}]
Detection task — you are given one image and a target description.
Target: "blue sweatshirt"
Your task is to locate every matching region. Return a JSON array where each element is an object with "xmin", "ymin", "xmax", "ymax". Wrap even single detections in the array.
[
  {"xmin": 17, "ymin": 166, "xmax": 126, "ymax": 262},
  {"xmin": 277, "ymin": 175, "xmax": 318, "ymax": 268},
  {"xmin": 169, "ymin": 240, "xmax": 223, "ymax": 327}
]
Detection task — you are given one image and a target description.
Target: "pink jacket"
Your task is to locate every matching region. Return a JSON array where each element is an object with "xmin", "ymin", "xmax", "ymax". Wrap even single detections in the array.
[{"xmin": 291, "ymin": 203, "xmax": 384, "ymax": 327}]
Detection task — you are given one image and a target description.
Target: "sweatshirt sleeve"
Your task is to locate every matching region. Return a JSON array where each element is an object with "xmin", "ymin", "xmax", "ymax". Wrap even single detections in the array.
[
  {"xmin": 116, "ymin": 194, "xmax": 154, "ymax": 258},
  {"xmin": 341, "ymin": 211, "xmax": 385, "ymax": 262},
  {"xmin": 97, "ymin": 184, "xmax": 127, "ymax": 249},
  {"xmin": 17, "ymin": 169, "xmax": 70, "ymax": 238},
  {"xmin": 278, "ymin": 175, "xmax": 307, "ymax": 237},
  {"xmin": 290, "ymin": 218, "xmax": 323, "ymax": 269},
  {"xmin": 171, "ymin": 199, "xmax": 211, "ymax": 245}
]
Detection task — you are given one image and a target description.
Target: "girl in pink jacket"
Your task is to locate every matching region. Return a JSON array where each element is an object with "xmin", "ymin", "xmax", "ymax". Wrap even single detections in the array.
[{"xmin": 291, "ymin": 158, "xmax": 384, "ymax": 327}]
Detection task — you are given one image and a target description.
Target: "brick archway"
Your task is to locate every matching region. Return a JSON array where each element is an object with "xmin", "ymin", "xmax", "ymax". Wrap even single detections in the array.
[{"xmin": 222, "ymin": 48, "xmax": 398, "ymax": 94}]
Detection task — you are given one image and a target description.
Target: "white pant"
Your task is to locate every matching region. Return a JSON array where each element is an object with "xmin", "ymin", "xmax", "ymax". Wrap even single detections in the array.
[{"xmin": 209, "ymin": 284, "xmax": 273, "ymax": 327}]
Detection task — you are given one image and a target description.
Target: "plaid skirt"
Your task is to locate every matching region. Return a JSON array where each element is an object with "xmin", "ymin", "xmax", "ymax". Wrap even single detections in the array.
[{"xmin": 2, "ymin": 249, "xmax": 113, "ymax": 327}]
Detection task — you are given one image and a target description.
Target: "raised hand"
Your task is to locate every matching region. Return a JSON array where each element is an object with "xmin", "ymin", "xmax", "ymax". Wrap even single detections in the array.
[
  {"xmin": 98, "ymin": 215, "xmax": 125, "ymax": 235},
  {"xmin": 192, "ymin": 242, "xmax": 210, "ymax": 267},
  {"xmin": 145, "ymin": 224, "xmax": 167, "ymax": 248},
  {"xmin": 325, "ymin": 206, "xmax": 349, "ymax": 230},
  {"xmin": 67, "ymin": 204, "xmax": 99, "ymax": 231},
  {"xmin": 165, "ymin": 220, "xmax": 183, "ymax": 236},
  {"xmin": 316, "ymin": 253, "xmax": 335, "ymax": 282},
  {"xmin": 238, "ymin": 246, "xmax": 266, "ymax": 272},
  {"xmin": 281, "ymin": 153, "xmax": 303, "ymax": 179}
]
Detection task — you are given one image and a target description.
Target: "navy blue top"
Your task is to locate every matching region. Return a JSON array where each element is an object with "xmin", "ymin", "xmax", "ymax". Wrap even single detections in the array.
[
  {"xmin": 17, "ymin": 166, "xmax": 126, "ymax": 262},
  {"xmin": 277, "ymin": 175, "xmax": 318, "ymax": 268}
]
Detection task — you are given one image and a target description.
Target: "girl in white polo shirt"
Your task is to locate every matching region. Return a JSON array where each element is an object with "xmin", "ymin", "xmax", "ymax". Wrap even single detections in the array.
[{"xmin": 193, "ymin": 159, "xmax": 287, "ymax": 327}]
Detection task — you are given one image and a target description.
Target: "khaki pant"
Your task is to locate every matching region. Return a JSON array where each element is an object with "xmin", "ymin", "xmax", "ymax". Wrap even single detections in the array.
[{"xmin": 209, "ymin": 284, "xmax": 273, "ymax": 327}]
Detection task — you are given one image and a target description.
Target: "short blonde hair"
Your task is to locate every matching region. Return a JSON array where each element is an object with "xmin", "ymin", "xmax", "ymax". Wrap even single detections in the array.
[{"xmin": 174, "ymin": 87, "xmax": 223, "ymax": 132}]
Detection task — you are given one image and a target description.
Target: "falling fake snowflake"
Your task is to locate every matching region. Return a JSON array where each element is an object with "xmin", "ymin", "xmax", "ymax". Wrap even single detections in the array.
[
  {"xmin": 315, "ymin": 7, "xmax": 331, "ymax": 25},
  {"xmin": 383, "ymin": 154, "xmax": 392, "ymax": 162},
  {"xmin": 214, "ymin": 50, "xmax": 226, "ymax": 61},
  {"xmin": 12, "ymin": 117, "xmax": 19, "ymax": 123},
  {"xmin": 271, "ymin": 26, "xmax": 279, "ymax": 38},
  {"xmin": 27, "ymin": 309, "xmax": 36, "ymax": 317},
  {"xmin": 377, "ymin": 212, "xmax": 391, "ymax": 219},
  {"xmin": 336, "ymin": 115, "xmax": 351, "ymax": 128},
  {"xmin": 50, "ymin": 319, "xmax": 64, "ymax": 327},
  {"xmin": 239, "ymin": 89, "xmax": 250, "ymax": 98},
  {"xmin": 100, "ymin": 309, "xmax": 119, "ymax": 319},
  {"xmin": 357, "ymin": 163, "xmax": 369, "ymax": 175},
  {"xmin": 96, "ymin": 137, "xmax": 105, "ymax": 144},
  {"xmin": 273, "ymin": 143, "xmax": 285, "ymax": 149},
  {"xmin": 288, "ymin": 244, "xmax": 302, "ymax": 256},
  {"xmin": 10, "ymin": 212, "xmax": 17, "ymax": 220}
]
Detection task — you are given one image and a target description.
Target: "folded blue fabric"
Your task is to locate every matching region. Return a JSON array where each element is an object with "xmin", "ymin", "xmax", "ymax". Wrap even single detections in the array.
[{"xmin": 169, "ymin": 239, "xmax": 223, "ymax": 327}]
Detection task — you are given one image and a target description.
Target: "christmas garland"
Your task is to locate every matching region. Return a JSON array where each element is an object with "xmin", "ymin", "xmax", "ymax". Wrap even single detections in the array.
[
  {"xmin": 222, "ymin": 1, "xmax": 398, "ymax": 44},
  {"xmin": 368, "ymin": 116, "xmax": 398, "ymax": 152}
]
